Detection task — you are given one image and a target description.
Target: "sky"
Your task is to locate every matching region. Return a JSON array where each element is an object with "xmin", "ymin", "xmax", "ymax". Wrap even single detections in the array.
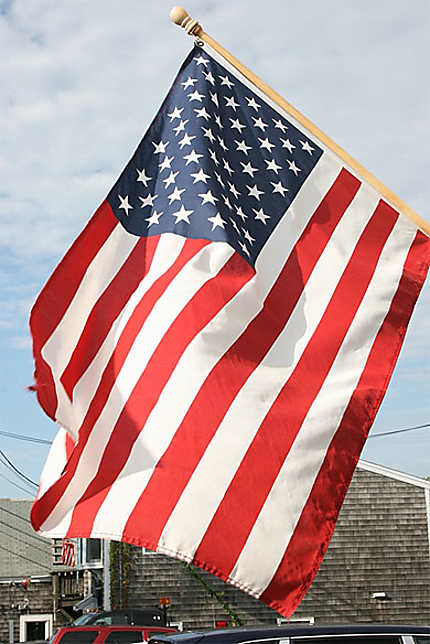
[{"xmin": 0, "ymin": 0, "xmax": 429, "ymax": 500}]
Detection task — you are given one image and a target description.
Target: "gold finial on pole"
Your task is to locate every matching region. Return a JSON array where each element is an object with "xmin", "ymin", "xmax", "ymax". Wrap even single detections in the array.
[{"xmin": 170, "ymin": 6, "xmax": 203, "ymax": 37}]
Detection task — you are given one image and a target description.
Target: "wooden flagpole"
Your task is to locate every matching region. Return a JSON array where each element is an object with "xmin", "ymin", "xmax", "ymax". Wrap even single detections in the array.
[{"xmin": 170, "ymin": 6, "xmax": 430, "ymax": 237}]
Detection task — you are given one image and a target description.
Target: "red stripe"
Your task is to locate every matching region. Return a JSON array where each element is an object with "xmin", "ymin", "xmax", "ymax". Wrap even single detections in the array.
[
  {"xmin": 30, "ymin": 201, "xmax": 118, "ymax": 420},
  {"xmin": 193, "ymin": 199, "xmax": 398, "ymax": 576},
  {"xmin": 68, "ymin": 250, "xmax": 254, "ymax": 537},
  {"xmin": 60, "ymin": 236, "xmax": 158, "ymax": 400},
  {"xmin": 121, "ymin": 169, "xmax": 360, "ymax": 547},
  {"xmin": 31, "ymin": 238, "xmax": 207, "ymax": 532},
  {"xmin": 259, "ymin": 228, "xmax": 430, "ymax": 617}
]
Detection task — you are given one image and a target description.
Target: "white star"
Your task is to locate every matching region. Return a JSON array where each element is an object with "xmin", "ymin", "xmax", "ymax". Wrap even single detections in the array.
[
  {"xmin": 215, "ymin": 171, "xmax": 225, "ymax": 188},
  {"xmin": 181, "ymin": 76, "xmax": 197, "ymax": 89},
  {"xmin": 153, "ymin": 140, "xmax": 169, "ymax": 154},
  {"xmin": 199, "ymin": 189, "xmax": 218, "ymax": 205},
  {"xmin": 259, "ymin": 137, "xmax": 276, "ymax": 152},
  {"xmin": 202, "ymin": 126, "xmax": 216, "ymax": 144},
  {"xmin": 218, "ymin": 136, "xmax": 229, "ymax": 152},
  {"xmin": 159, "ymin": 155, "xmax": 174, "ymax": 172},
  {"xmin": 208, "ymin": 212, "xmax": 226, "ymax": 230},
  {"xmin": 194, "ymin": 106, "xmax": 211, "ymax": 121},
  {"xmin": 168, "ymin": 106, "xmax": 183, "ymax": 121},
  {"xmin": 271, "ymin": 180, "xmax": 288, "ymax": 196},
  {"xmin": 136, "ymin": 168, "xmax": 151, "ymax": 186},
  {"xmin": 229, "ymin": 217, "xmax": 240, "ymax": 234},
  {"xmin": 215, "ymin": 115, "xmax": 224, "ymax": 129},
  {"xmin": 281, "ymin": 138, "xmax": 296, "ymax": 153},
  {"xmin": 188, "ymin": 89, "xmax": 205, "ymax": 102},
  {"xmin": 241, "ymin": 161, "xmax": 258, "ymax": 177},
  {"xmin": 171, "ymin": 204, "xmax": 193, "ymax": 224},
  {"xmin": 194, "ymin": 54, "xmax": 209, "ymax": 66},
  {"xmin": 219, "ymin": 74, "xmax": 234, "ymax": 88},
  {"xmin": 225, "ymin": 95, "xmax": 240, "ymax": 111},
  {"xmin": 247, "ymin": 184, "xmax": 264, "ymax": 200},
  {"xmin": 230, "ymin": 118, "xmax": 246, "ymax": 133},
  {"xmin": 191, "ymin": 168, "xmax": 210, "ymax": 184},
  {"xmin": 146, "ymin": 210, "xmax": 163, "ymax": 227},
  {"xmin": 245, "ymin": 96, "xmax": 260, "ymax": 111},
  {"xmin": 288, "ymin": 160, "xmax": 301, "ymax": 176},
  {"xmin": 252, "ymin": 117, "xmax": 268, "ymax": 131},
  {"xmin": 222, "ymin": 194, "xmax": 233, "ymax": 210},
  {"xmin": 139, "ymin": 193, "xmax": 158, "ymax": 208},
  {"xmin": 236, "ymin": 206, "xmax": 248, "ymax": 221},
  {"xmin": 209, "ymin": 149, "xmax": 219, "ymax": 166},
  {"xmin": 210, "ymin": 92, "xmax": 219, "ymax": 108},
  {"xmin": 168, "ymin": 186, "xmax": 186, "ymax": 204},
  {"xmin": 235, "ymin": 139, "xmax": 252, "ymax": 155},
  {"xmin": 178, "ymin": 132, "xmax": 196, "ymax": 149},
  {"xmin": 253, "ymin": 207, "xmax": 270, "ymax": 224},
  {"xmin": 203, "ymin": 70, "xmax": 216, "ymax": 85},
  {"xmin": 300, "ymin": 139, "xmax": 315, "ymax": 155},
  {"xmin": 184, "ymin": 149, "xmax": 203, "ymax": 165},
  {"xmin": 273, "ymin": 118, "xmax": 288, "ymax": 133},
  {"xmin": 265, "ymin": 158, "xmax": 282, "ymax": 174},
  {"xmin": 238, "ymin": 240, "xmax": 250, "ymax": 256},
  {"xmin": 223, "ymin": 159, "xmax": 234, "ymax": 176},
  {"xmin": 163, "ymin": 171, "xmax": 179, "ymax": 188},
  {"xmin": 242, "ymin": 229, "xmax": 255, "ymax": 245},
  {"xmin": 173, "ymin": 119, "xmax": 189, "ymax": 136},
  {"xmin": 228, "ymin": 182, "xmax": 241, "ymax": 199},
  {"xmin": 118, "ymin": 194, "xmax": 133, "ymax": 216}
]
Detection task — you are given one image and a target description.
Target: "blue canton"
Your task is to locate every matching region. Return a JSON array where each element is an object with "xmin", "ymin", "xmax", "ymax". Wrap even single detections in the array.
[{"xmin": 107, "ymin": 47, "xmax": 323, "ymax": 267}]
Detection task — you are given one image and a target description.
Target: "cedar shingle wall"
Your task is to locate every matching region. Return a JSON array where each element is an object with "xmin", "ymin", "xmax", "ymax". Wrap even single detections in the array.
[{"xmin": 126, "ymin": 468, "xmax": 430, "ymax": 628}]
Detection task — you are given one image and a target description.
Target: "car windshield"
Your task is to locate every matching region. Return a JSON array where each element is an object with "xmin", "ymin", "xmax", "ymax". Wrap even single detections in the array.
[{"xmin": 70, "ymin": 615, "xmax": 98, "ymax": 626}]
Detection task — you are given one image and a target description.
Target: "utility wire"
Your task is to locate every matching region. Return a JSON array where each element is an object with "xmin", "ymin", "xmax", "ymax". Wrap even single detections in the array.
[
  {"xmin": 0, "ymin": 471, "xmax": 35, "ymax": 496},
  {"xmin": 0, "ymin": 543, "xmax": 51, "ymax": 572},
  {"xmin": 0, "ymin": 430, "xmax": 52, "ymax": 445},
  {"xmin": 0, "ymin": 450, "xmax": 38, "ymax": 487},
  {"xmin": 0, "ymin": 527, "xmax": 51, "ymax": 558},
  {"xmin": 0, "ymin": 518, "xmax": 50, "ymax": 545},
  {"xmin": 369, "ymin": 422, "xmax": 430, "ymax": 438},
  {"xmin": 0, "ymin": 504, "xmax": 32, "ymax": 525}
]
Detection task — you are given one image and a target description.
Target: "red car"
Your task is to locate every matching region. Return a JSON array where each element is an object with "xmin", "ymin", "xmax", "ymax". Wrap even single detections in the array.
[{"xmin": 50, "ymin": 625, "xmax": 177, "ymax": 644}]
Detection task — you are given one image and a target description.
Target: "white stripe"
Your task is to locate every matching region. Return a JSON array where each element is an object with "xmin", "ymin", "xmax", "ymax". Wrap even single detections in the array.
[
  {"xmin": 157, "ymin": 181, "xmax": 379, "ymax": 557},
  {"xmin": 42, "ymin": 223, "xmax": 139, "ymax": 429},
  {"xmin": 37, "ymin": 428, "xmax": 70, "ymax": 498},
  {"xmin": 71, "ymin": 234, "xmax": 186, "ymax": 433},
  {"xmin": 88, "ymin": 154, "xmax": 341, "ymax": 540},
  {"xmin": 230, "ymin": 214, "xmax": 417, "ymax": 595},
  {"xmin": 38, "ymin": 240, "xmax": 234, "ymax": 536}
]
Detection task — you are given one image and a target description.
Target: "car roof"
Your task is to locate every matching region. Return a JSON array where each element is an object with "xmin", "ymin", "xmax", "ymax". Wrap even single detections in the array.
[
  {"xmin": 60, "ymin": 626, "xmax": 173, "ymax": 632},
  {"xmin": 149, "ymin": 624, "xmax": 430, "ymax": 644}
]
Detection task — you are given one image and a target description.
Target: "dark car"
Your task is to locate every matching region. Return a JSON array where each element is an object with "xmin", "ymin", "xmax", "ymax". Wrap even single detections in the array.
[
  {"xmin": 148, "ymin": 624, "xmax": 430, "ymax": 644},
  {"xmin": 50, "ymin": 625, "xmax": 176, "ymax": 644},
  {"xmin": 71, "ymin": 610, "xmax": 167, "ymax": 627}
]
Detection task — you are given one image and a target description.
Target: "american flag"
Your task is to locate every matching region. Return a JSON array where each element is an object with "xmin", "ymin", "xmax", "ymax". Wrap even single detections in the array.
[
  {"xmin": 30, "ymin": 44, "xmax": 430, "ymax": 616},
  {"xmin": 61, "ymin": 539, "xmax": 75, "ymax": 567}
]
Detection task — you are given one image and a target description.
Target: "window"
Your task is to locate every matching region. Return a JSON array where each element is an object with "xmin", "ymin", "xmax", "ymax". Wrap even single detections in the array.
[
  {"xmin": 59, "ymin": 632, "xmax": 98, "ymax": 644},
  {"xmin": 104, "ymin": 631, "xmax": 143, "ymax": 644},
  {"xmin": 20, "ymin": 614, "xmax": 53, "ymax": 641},
  {"xmin": 294, "ymin": 638, "xmax": 402, "ymax": 644},
  {"xmin": 76, "ymin": 538, "xmax": 103, "ymax": 567}
]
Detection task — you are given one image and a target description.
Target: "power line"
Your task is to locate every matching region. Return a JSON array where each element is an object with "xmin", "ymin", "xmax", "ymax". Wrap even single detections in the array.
[
  {"xmin": 0, "ymin": 527, "xmax": 51, "ymax": 558},
  {"xmin": 0, "ymin": 504, "xmax": 32, "ymax": 525},
  {"xmin": 0, "ymin": 450, "xmax": 38, "ymax": 487},
  {"xmin": 369, "ymin": 422, "xmax": 430, "ymax": 439},
  {"xmin": 0, "ymin": 543, "xmax": 51, "ymax": 572},
  {"xmin": 0, "ymin": 517, "xmax": 50, "ymax": 545},
  {"xmin": 0, "ymin": 471, "xmax": 35, "ymax": 496},
  {"xmin": 0, "ymin": 430, "xmax": 52, "ymax": 445}
]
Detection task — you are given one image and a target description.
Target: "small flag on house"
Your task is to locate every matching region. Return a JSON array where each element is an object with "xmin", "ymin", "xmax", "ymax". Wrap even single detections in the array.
[
  {"xmin": 61, "ymin": 539, "xmax": 75, "ymax": 567},
  {"xmin": 30, "ymin": 35, "xmax": 430, "ymax": 617}
]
